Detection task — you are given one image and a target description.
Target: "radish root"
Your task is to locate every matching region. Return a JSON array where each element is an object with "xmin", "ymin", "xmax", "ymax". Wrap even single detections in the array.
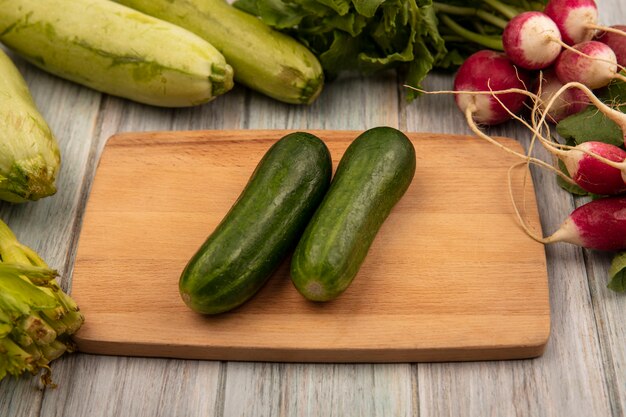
[
  {"xmin": 588, "ymin": 24, "xmax": 626, "ymax": 38},
  {"xmin": 405, "ymin": 84, "xmax": 577, "ymax": 183},
  {"xmin": 463, "ymin": 103, "xmax": 575, "ymax": 179},
  {"xmin": 410, "ymin": 75, "xmax": 626, "ymax": 247},
  {"xmin": 407, "ymin": 81, "xmax": 626, "ymax": 176},
  {"xmin": 535, "ymin": 81, "xmax": 626, "ymax": 172},
  {"xmin": 507, "ymin": 161, "xmax": 549, "ymax": 244}
]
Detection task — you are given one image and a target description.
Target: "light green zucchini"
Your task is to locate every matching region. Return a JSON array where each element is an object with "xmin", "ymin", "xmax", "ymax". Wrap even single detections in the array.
[
  {"xmin": 0, "ymin": 48, "xmax": 60, "ymax": 203},
  {"xmin": 0, "ymin": 0, "xmax": 234, "ymax": 107},
  {"xmin": 114, "ymin": 0, "xmax": 324, "ymax": 104}
]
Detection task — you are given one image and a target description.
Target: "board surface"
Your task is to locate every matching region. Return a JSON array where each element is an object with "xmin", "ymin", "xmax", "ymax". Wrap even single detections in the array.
[{"xmin": 71, "ymin": 130, "xmax": 550, "ymax": 362}]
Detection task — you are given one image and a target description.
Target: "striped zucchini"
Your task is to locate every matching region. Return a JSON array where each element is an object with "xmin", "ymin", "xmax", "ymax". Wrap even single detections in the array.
[
  {"xmin": 115, "ymin": 0, "xmax": 324, "ymax": 104},
  {"xmin": 0, "ymin": 48, "xmax": 60, "ymax": 203},
  {"xmin": 0, "ymin": 0, "xmax": 234, "ymax": 107}
]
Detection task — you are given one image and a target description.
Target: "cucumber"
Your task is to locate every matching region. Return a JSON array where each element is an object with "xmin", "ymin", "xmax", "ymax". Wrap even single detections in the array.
[
  {"xmin": 179, "ymin": 132, "xmax": 332, "ymax": 314},
  {"xmin": 0, "ymin": 0, "xmax": 233, "ymax": 107},
  {"xmin": 291, "ymin": 127, "xmax": 416, "ymax": 301},
  {"xmin": 114, "ymin": 0, "xmax": 324, "ymax": 104},
  {"xmin": 0, "ymin": 48, "xmax": 60, "ymax": 203}
]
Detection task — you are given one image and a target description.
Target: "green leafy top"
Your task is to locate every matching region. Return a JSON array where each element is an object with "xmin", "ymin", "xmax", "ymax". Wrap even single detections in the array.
[
  {"xmin": 234, "ymin": 0, "xmax": 546, "ymax": 97},
  {"xmin": 556, "ymin": 80, "xmax": 626, "ymax": 148}
]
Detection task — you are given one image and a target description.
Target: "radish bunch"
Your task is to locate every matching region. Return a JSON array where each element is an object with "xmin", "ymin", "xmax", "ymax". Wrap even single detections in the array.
[
  {"xmin": 442, "ymin": 0, "xmax": 626, "ymax": 255},
  {"xmin": 454, "ymin": 0, "xmax": 626, "ymax": 126}
]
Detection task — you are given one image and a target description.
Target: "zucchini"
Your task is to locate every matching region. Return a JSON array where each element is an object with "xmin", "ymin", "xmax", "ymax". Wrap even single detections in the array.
[
  {"xmin": 0, "ymin": 48, "xmax": 60, "ymax": 203},
  {"xmin": 114, "ymin": 0, "xmax": 324, "ymax": 104},
  {"xmin": 179, "ymin": 132, "xmax": 332, "ymax": 314},
  {"xmin": 0, "ymin": 0, "xmax": 234, "ymax": 107},
  {"xmin": 291, "ymin": 127, "xmax": 416, "ymax": 301}
]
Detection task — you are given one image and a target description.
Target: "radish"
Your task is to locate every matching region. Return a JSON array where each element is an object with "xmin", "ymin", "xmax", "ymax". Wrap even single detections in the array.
[
  {"xmin": 501, "ymin": 122, "xmax": 626, "ymax": 195},
  {"xmin": 555, "ymin": 41, "xmax": 626, "ymax": 89},
  {"xmin": 596, "ymin": 25, "xmax": 626, "ymax": 67},
  {"xmin": 483, "ymin": 80, "xmax": 626, "ymax": 196},
  {"xmin": 544, "ymin": 0, "xmax": 598, "ymax": 45},
  {"xmin": 502, "ymin": 12, "xmax": 563, "ymax": 70},
  {"xmin": 544, "ymin": 0, "xmax": 626, "ymax": 45},
  {"xmin": 550, "ymin": 141, "xmax": 626, "ymax": 195},
  {"xmin": 453, "ymin": 50, "xmax": 530, "ymax": 125},
  {"xmin": 530, "ymin": 81, "xmax": 626, "ymax": 194},
  {"xmin": 536, "ymin": 70, "xmax": 589, "ymax": 122},
  {"xmin": 564, "ymin": 142, "xmax": 626, "ymax": 195},
  {"xmin": 492, "ymin": 110, "xmax": 626, "ymax": 195},
  {"xmin": 537, "ymin": 196, "xmax": 626, "ymax": 251}
]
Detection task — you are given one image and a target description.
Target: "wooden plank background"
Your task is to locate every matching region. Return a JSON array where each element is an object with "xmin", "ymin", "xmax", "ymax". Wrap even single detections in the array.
[{"xmin": 1, "ymin": 1, "xmax": 625, "ymax": 415}]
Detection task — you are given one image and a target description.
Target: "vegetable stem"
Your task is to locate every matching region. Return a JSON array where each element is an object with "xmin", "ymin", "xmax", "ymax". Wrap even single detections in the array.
[
  {"xmin": 0, "ymin": 221, "xmax": 30, "ymax": 265},
  {"xmin": 481, "ymin": 0, "xmax": 519, "ymax": 20},
  {"xmin": 439, "ymin": 14, "xmax": 504, "ymax": 51},
  {"xmin": 0, "ymin": 218, "xmax": 84, "ymax": 385},
  {"xmin": 433, "ymin": 3, "xmax": 508, "ymax": 29},
  {"xmin": 442, "ymin": 35, "xmax": 469, "ymax": 43}
]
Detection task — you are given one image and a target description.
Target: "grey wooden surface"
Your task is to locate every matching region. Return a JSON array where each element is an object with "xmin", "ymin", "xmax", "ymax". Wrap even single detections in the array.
[{"xmin": 2, "ymin": 2, "xmax": 626, "ymax": 416}]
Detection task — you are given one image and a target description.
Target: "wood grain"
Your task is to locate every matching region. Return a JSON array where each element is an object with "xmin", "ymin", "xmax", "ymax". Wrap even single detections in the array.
[{"xmin": 70, "ymin": 129, "xmax": 549, "ymax": 362}]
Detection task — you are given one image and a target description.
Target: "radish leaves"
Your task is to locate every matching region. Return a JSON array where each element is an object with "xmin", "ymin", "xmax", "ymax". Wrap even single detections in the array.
[
  {"xmin": 557, "ymin": 80, "xmax": 626, "ymax": 147},
  {"xmin": 608, "ymin": 252, "xmax": 626, "ymax": 292}
]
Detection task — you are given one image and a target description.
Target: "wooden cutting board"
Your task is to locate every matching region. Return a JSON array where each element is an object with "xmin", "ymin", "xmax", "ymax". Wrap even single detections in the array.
[{"xmin": 71, "ymin": 130, "xmax": 550, "ymax": 362}]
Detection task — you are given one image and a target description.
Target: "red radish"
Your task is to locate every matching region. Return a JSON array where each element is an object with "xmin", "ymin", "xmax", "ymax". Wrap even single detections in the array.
[
  {"xmin": 596, "ymin": 25, "xmax": 626, "ymax": 67},
  {"xmin": 540, "ymin": 196, "xmax": 626, "ymax": 251},
  {"xmin": 454, "ymin": 50, "xmax": 530, "ymax": 125},
  {"xmin": 484, "ymin": 81, "xmax": 626, "ymax": 196},
  {"xmin": 491, "ymin": 116, "xmax": 626, "ymax": 195},
  {"xmin": 544, "ymin": 0, "xmax": 598, "ymax": 45},
  {"xmin": 503, "ymin": 12, "xmax": 563, "ymax": 70},
  {"xmin": 486, "ymin": 103, "xmax": 626, "ymax": 195},
  {"xmin": 555, "ymin": 41, "xmax": 626, "ymax": 89},
  {"xmin": 557, "ymin": 141, "xmax": 626, "ymax": 195},
  {"xmin": 532, "ymin": 81, "xmax": 626, "ymax": 194},
  {"xmin": 536, "ymin": 70, "xmax": 589, "ymax": 122}
]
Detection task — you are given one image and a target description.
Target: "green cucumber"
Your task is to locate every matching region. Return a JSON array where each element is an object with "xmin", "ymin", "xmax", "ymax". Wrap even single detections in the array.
[
  {"xmin": 179, "ymin": 132, "xmax": 332, "ymax": 314},
  {"xmin": 291, "ymin": 127, "xmax": 416, "ymax": 301},
  {"xmin": 0, "ymin": 0, "xmax": 233, "ymax": 107},
  {"xmin": 114, "ymin": 0, "xmax": 324, "ymax": 104}
]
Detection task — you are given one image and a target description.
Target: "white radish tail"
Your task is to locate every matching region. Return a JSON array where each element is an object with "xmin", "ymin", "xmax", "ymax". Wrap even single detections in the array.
[{"xmin": 542, "ymin": 196, "xmax": 626, "ymax": 251}]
